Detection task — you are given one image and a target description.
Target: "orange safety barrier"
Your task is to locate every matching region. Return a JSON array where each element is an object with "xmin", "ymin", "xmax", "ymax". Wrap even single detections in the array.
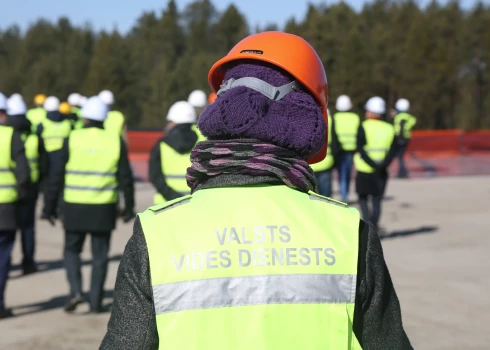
[{"xmin": 127, "ymin": 129, "xmax": 490, "ymax": 180}]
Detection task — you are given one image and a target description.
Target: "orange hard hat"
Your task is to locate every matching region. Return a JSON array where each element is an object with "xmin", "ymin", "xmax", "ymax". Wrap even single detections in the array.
[
  {"xmin": 34, "ymin": 94, "xmax": 46, "ymax": 106},
  {"xmin": 208, "ymin": 31, "xmax": 328, "ymax": 164},
  {"xmin": 208, "ymin": 92, "xmax": 217, "ymax": 104},
  {"xmin": 59, "ymin": 101, "xmax": 71, "ymax": 115}
]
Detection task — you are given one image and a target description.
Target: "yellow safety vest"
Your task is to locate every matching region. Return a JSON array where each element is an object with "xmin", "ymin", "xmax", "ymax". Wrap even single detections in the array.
[
  {"xmin": 104, "ymin": 110, "xmax": 125, "ymax": 135},
  {"xmin": 153, "ymin": 142, "xmax": 191, "ymax": 205},
  {"xmin": 0, "ymin": 126, "xmax": 18, "ymax": 203},
  {"xmin": 64, "ymin": 128, "xmax": 120, "ymax": 205},
  {"xmin": 140, "ymin": 185, "xmax": 361, "ymax": 350},
  {"xmin": 71, "ymin": 107, "xmax": 84, "ymax": 130},
  {"xmin": 22, "ymin": 133, "xmax": 40, "ymax": 183},
  {"xmin": 311, "ymin": 115, "xmax": 334, "ymax": 172},
  {"xmin": 394, "ymin": 113, "xmax": 417, "ymax": 139},
  {"xmin": 41, "ymin": 119, "xmax": 72, "ymax": 152},
  {"xmin": 191, "ymin": 124, "xmax": 206, "ymax": 143},
  {"xmin": 354, "ymin": 119, "xmax": 395, "ymax": 173},
  {"xmin": 334, "ymin": 112, "xmax": 360, "ymax": 152},
  {"xmin": 26, "ymin": 107, "xmax": 46, "ymax": 133}
]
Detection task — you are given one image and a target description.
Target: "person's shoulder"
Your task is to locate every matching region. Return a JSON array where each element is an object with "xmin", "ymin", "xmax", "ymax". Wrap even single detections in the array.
[{"xmin": 141, "ymin": 195, "xmax": 192, "ymax": 216}]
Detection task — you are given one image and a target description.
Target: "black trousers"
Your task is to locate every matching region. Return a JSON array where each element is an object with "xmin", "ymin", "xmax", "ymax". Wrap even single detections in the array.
[
  {"xmin": 359, "ymin": 195, "xmax": 383, "ymax": 230},
  {"xmin": 64, "ymin": 230, "xmax": 111, "ymax": 310}
]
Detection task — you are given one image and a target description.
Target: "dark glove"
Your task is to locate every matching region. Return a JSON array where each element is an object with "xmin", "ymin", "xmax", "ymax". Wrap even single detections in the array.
[
  {"xmin": 122, "ymin": 209, "xmax": 136, "ymax": 223},
  {"xmin": 40, "ymin": 210, "xmax": 57, "ymax": 226}
]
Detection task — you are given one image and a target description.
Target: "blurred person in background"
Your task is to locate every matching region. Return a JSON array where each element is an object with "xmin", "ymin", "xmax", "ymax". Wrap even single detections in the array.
[
  {"xmin": 149, "ymin": 101, "xmax": 197, "ymax": 205},
  {"xmin": 26, "ymin": 94, "xmax": 47, "ymax": 133},
  {"xmin": 7, "ymin": 95, "xmax": 45, "ymax": 275},
  {"xmin": 392, "ymin": 98, "xmax": 417, "ymax": 178},
  {"xmin": 0, "ymin": 92, "xmax": 30, "ymax": 319},
  {"xmin": 354, "ymin": 97, "xmax": 398, "ymax": 232},
  {"xmin": 188, "ymin": 89, "xmax": 208, "ymax": 142},
  {"xmin": 102, "ymin": 32, "xmax": 412, "ymax": 350},
  {"xmin": 67, "ymin": 93, "xmax": 85, "ymax": 130},
  {"xmin": 311, "ymin": 109, "xmax": 340, "ymax": 198},
  {"xmin": 41, "ymin": 96, "xmax": 135, "ymax": 314},
  {"xmin": 99, "ymin": 90, "xmax": 127, "ymax": 142},
  {"xmin": 37, "ymin": 96, "xmax": 72, "ymax": 202},
  {"xmin": 333, "ymin": 95, "xmax": 360, "ymax": 202}
]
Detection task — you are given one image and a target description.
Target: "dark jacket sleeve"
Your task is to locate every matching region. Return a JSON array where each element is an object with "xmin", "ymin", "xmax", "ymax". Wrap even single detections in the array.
[
  {"xmin": 118, "ymin": 138, "xmax": 135, "ymax": 214},
  {"xmin": 380, "ymin": 137, "xmax": 399, "ymax": 170},
  {"xmin": 353, "ymin": 220, "xmax": 413, "ymax": 349},
  {"xmin": 38, "ymin": 136, "xmax": 47, "ymax": 185},
  {"xmin": 11, "ymin": 131, "xmax": 31, "ymax": 201},
  {"xmin": 148, "ymin": 141, "xmax": 181, "ymax": 201},
  {"xmin": 101, "ymin": 218, "xmax": 159, "ymax": 350},
  {"xmin": 42, "ymin": 139, "xmax": 69, "ymax": 216},
  {"xmin": 329, "ymin": 116, "xmax": 341, "ymax": 161},
  {"xmin": 357, "ymin": 124, "xmax": 380, "ymax": 169}
]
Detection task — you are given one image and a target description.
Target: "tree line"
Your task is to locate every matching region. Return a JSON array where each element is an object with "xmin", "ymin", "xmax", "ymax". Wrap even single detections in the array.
[{"xmin": 0, "ymin": 0, "xmax": 489, "ymax": 129}]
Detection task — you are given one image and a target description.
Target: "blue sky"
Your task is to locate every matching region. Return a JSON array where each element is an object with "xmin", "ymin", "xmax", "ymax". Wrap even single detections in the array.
[{"xmin": 2, "ymin": 0, "xmax": 485, "ymax": 34}]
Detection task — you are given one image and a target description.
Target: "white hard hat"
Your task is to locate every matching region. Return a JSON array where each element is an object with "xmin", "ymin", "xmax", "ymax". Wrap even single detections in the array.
[
  {"xmin": 79, "ymin": 96, "xmax": 88, "ymax": 107},
  {"xmin": 10, "ymin": 93, "xmax": 24, "ymax": 102},
  {"xmin": 99, "ymin": 90, "xmax": 114, "ymax": 106},
  {"xmin": 167, "ymin": 101, "xmax": 197, "ymax": 124},
  {"xmin": 365, "ymin": 96, "xmax": 386, "ymax": 115},
  {"xmin": 81, "ymin": 96, "xmax": 109, "ymax": 122},
  {"xmin": 7, "ymin": 95, "xmax": 27, "ymax": 115},
  {"xmin": 0, "ymin": 93, "xmax": 7, "ymax": 110},
  {"xmin": 335, "ymin": 95, "xmax": 353, "ymax": 112},
  {"xmin": 395, "ymin": 98, "xmax": 410, "ymax": 112},
  {"xmin": 44, "ymin": 96, "xmax": 61, "ymax": 112},
  {"xmin": 187, "ymin": 90, "xmax": 207, "ymax": 108},
  {"xmin": 68, "ymin": 93, "xmax": 81, "ymax": 106}
]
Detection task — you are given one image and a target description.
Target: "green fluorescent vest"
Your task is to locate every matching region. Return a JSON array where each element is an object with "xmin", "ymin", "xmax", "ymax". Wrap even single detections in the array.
[
  {"xmin": 311, "ymin": 115, "xmax": 334, "ymax": 172},
  {"xmin": 70, "ymin": 107, "xmax": 84, "ymax": 130},
  {"xmin": 394, "ymin": 113, "xmax": 417, "ymax": 139},
  {"xmin": 64, "ymin": 128, "xmax": 120, "ymax": 205},
  {"xmin": 191, "ymin": 124, "xmax": 207, "ymax": 143},
  {"xmin": 334, "ymin": 112, "xmax": 360, "ymax": 152},
  {"xmin": 140, "ymin": 185, "xmax": 362, "ymax": 350},
  {"xmin": 23, "ymin": 134, "xmax": 40, "ymax": 183},
  {"xmin": 154, "ymin": 142, "xmax": 192, "ymax": 205},
  {"xmin": 0, "ymin": 126, "xmax": 17, "ymax": 203},
  {"xmin": 26, "ymin": 107, "xmax": 46, "ymax": 133},
  {"xmin": 41, "ymin": 119, "xmax": 72, "ymax": 152},
  {"xmin": 104, "ymin": 110, "xmax": 125, "ymax": 135},
  {"xmin": 354, "ymin": 119, "xmax": 395, "ymax": 173}
]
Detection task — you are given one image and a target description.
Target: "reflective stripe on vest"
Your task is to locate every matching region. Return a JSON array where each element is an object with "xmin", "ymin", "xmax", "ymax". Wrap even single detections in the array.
[
  {"xmin": 153, "ymin": 142, "xmax": 192, "ymax": 205},
  {"xmin": 311, "ymin": 115, "xmax": 334, "ymax": 172},
  {"xmin": 354, "ymin": 119, "xmax": 395, "ymax": 173},
  {"xmin": 334, "ymin": 112, "xmax": 360, "ymax": 151},
  {"xmin": 23, "ymin": 134, "xmax": 40, "ymax": 183},
  {"xmin": 41, "ymin": 119, "xmax": 72, "ymax": 152},
  {"xmin": 394, "ymin": 113, "xmax": 417, "ymax": 138},
  {"xmin": 0, "ymin": 126, "xmax": 17, "ymax": 203},
  {"xmin": 140, "ymin": 185, "xmax": 361, "ymax": 350},
  {"xmin": 103, "ymin": 110, "xmax": 125, "ymax": 135},
  {"xmin": 26, "ymin": 107, "xmax": 46, "ymax": 133},
  {"xmin": 64, "ymin": 128, "xmax": 120, "ymax": 204}
]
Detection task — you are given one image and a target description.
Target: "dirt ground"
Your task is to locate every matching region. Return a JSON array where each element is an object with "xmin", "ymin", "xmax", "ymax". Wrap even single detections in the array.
[{"xmin": 2, "ymin": 177, "xmax": 489, "ymax": 349}]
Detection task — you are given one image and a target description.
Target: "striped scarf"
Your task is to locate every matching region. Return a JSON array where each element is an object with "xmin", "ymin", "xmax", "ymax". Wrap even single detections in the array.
[{"xmin": 186, "ymin": 139, "xmax": 317, "ymax": 193}]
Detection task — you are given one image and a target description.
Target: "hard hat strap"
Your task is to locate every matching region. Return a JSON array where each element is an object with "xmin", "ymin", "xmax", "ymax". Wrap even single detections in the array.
[{"xmin": 217, "ymin": 77, "xmax": 299, "ymax": 101}]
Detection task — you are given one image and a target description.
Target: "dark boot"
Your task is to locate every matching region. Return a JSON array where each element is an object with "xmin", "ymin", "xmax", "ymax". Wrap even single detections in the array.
[{"xmin": 64, "ymin": 293, "xmax": 86, "ymax": 313}]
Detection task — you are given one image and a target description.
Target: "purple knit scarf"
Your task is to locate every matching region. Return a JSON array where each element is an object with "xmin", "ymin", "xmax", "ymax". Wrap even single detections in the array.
[{"xmin": 186, "ymin": 139, "xmax": 317, "ymax": 193}]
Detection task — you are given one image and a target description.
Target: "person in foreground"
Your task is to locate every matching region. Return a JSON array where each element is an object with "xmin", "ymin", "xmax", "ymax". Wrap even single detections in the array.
[{"xmin": 101, "ymin": 32, "xmax": 412, "ymax": 350}]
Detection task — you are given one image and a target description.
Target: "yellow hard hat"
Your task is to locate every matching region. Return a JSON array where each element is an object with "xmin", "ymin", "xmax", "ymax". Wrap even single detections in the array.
[
  {"xmin": 34, "ymin": 94, "xmax": 47, "ymax": 106},
  {"xmin": 59, "ymin": 101, "xmax": 71, "ymax": 115}
]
